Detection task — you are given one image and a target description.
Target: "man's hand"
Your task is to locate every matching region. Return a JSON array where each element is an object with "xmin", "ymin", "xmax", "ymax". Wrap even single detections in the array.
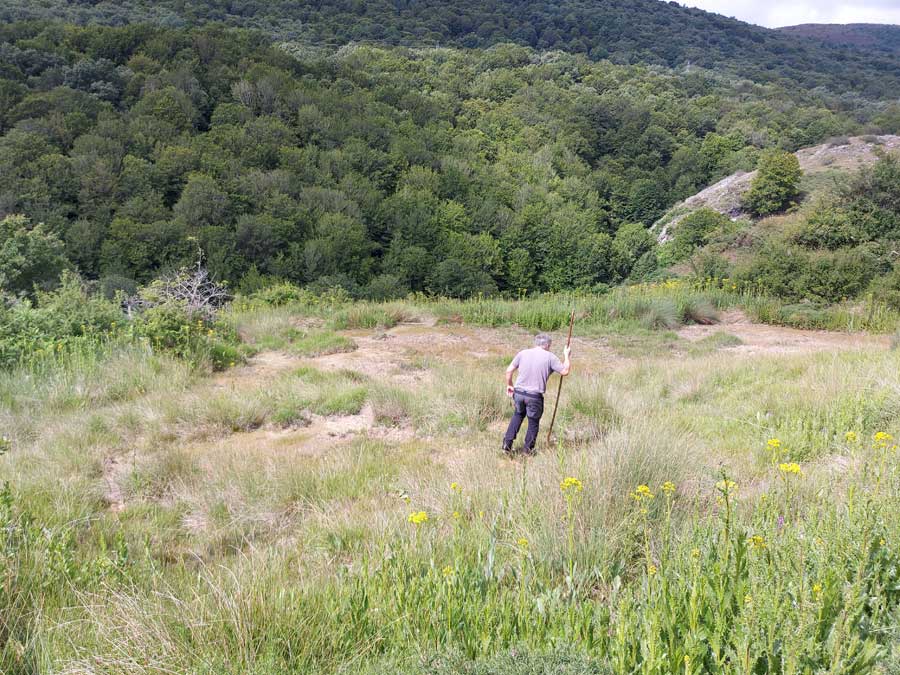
[
  {"xmin": 560, "ymin": 345, "xmax": 572, "ymax": 376},
  {"xmin": 506, "ymin": 385, "xmax": 515, "ymax": 397}
]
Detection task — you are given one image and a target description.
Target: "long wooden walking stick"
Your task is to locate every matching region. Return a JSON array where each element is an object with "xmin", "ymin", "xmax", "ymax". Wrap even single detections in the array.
[{"xmin": 545, "ymin": 309, "xmax": 575, "ymax": 446}]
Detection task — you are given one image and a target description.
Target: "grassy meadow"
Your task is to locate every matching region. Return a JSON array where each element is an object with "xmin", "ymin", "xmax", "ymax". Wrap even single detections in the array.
[{"xmin": 4, "ymin": 285, "xmax": 900, "ymax": 673}]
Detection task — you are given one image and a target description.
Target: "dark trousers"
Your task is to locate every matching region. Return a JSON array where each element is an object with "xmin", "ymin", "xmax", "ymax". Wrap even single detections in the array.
[{"xmin": 503, "ymin": 391, "xmax": 544, "ymax": 451}]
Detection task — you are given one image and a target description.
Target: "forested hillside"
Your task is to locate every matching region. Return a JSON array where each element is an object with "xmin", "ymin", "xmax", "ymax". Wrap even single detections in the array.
[
  {"xmin": 2, "ymin": 22, "xmax": 898, "ymax": 298},
  {"xmin": 778, "ymin": 23, "xmax": 900, "ymax": 54},
  {"xmin": 2, "ymin": 0, "xmax": 900, "ymax": 97}
]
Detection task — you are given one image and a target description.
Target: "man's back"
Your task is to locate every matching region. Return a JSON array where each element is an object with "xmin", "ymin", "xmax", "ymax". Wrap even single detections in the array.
[{"xmin": 511, "ymin": 346, "xmax": 563, "ymax": 394}]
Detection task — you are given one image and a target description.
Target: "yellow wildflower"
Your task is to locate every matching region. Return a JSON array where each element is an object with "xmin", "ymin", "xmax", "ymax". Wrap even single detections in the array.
[
  {"xmin": 631, "ymin": 484, "xmax": 655, "ymax": 501},
  {"xmin": 452, "ymin": 511, "xmax": 461, "ymax": 521},
  {"xmin": 691, "ymin": 547, "xmax": 701, "ymax": 559},
  {"xmin": 442, "ymin": 565, "xmax": 454, "ymax": 579},
  {"xmin": 647, "ymin": 563, "xmax": 657, "ymax": 576},
  {"xmin": 715, "ymin": 479, "xmax": 737, "ymax": 493},
  {"xmin": 767, "ymin": 438, "xmax": 782, "ymax": 449},
  {"xmin": 661, "ymin": 481, "xmax": 676, "ymax": 495},
  {"xmin": 744, "ymin": 594, "xmax": 753, "ymax": 606},
  {"xmin": 407, "ymin": 511, "xmax": 428, "ymax": 525},
  {"xmin": 812, "ymin": 583, "xmax": 822, "ymax": 596},
  {"xmin": 517, "ymin": 537, "xmax": 529, "ymax": 549},
  {"xmin": 749, "ymin": 534, "xmax": 766, "ymax": 549},
  {"xmin": 873, "ymin": 431, "xmax": 894, "ymax": 449},
  {"xmin": 450, "ymin": 482, "xmax": 461, "ymax": 492},
  {"xmin": 560, "ymin": 477, "xmax": 584, "ymax": 493},
  {"xmin": 845, "ymin": 431, "xmax": 857, "ymax": 443},
  {"xmin": 778, "ymin": 462, "xmax": 802, "ymax": 476}
]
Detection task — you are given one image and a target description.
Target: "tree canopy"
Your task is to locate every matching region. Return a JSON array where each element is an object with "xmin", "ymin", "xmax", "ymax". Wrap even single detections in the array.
[
  {"xmin": 0, "ymin": 22, "xmax": 896, "ymax": 298},
  {"xmin": 2, "ymin": 0, "xmax": 899, "ymax": 98}
]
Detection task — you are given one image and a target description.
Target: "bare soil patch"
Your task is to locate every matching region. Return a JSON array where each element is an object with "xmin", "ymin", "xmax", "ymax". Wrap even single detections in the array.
[
  {"xmin": 128, "ymin": 318, "xmax": 888, "ymax": 513},
  {"xmin": 678, "ymin": 312, "xmax": 888, "ymax": 356}
]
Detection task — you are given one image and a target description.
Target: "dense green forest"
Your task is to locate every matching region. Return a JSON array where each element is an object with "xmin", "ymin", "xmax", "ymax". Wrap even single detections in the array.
[
  {"xmin": 778, "ymin": 23, "xmax": 900, "ymax": 54},
  {"xmin": 1, "ymin": 21, "xmax": 898, "ymax": 299},
  {"xmin": 2, "ymin": 0, "xmax": 900, "ymax": 97}
]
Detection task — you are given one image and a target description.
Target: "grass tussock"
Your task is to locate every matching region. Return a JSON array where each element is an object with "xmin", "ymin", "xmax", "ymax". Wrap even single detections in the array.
[{"xmin": 329, "ymin": 303, "xmax": 419, "ymax": 330}]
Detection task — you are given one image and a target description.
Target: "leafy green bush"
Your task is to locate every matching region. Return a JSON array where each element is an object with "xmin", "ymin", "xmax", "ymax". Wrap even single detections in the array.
[
  {"xmin": 249, "ymin": 283, "xmax": 316, "ymax": 307},
  {"xmin": 870, "ymin": 264, "xmax": 900, "ymax": 310},
  {"xmin": 362, "ymin": 274, "xmax": 409, "ymax": 301},
  {"xmin": 667, "ymin": 208, "xmax": 732, "ymax": 262},
  {"xmin": 791, "ymin": 202, "xmax": 865, "ymax": 249},
  {"xmin": 800, "ymin": 246, "xmax": 883, "ymax": 303},
  {"xmin": 0, "ymin": 272, "xmax": 122, "ymax": 368},
  {"xmin": 735, "ymin": 242, "xmax": 810, "ymax": 301},
  {"xmin": 132, "ymin": 302, "xmax": 242, "ymax": 371},
  {"xmin": 743, "ymin": 149, "xmax": 802, "ymax": 216}
]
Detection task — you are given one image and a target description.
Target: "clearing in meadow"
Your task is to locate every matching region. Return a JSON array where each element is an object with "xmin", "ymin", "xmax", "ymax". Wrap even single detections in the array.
[{"xmin": 3, "ymin": 294, "xmax": 900, "ymax": 673}]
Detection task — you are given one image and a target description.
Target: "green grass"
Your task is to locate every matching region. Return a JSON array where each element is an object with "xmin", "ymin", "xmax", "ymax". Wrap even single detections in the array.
[
  {"xmin": 288, "ymin": 330, "xmax": 357, "ymax": 357},
  {"xmin": 6, "ymin": 296, "xmax": 900, "ymax": 673},
  {"xmin": 233, "ymin": 279, "xmax": 900, "ymax": 337}
]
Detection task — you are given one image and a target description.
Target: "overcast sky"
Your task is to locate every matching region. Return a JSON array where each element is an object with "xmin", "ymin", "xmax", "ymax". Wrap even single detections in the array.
[{"xmin": 678, "ymin": 0, "xmax": 900, "ymax": 28}]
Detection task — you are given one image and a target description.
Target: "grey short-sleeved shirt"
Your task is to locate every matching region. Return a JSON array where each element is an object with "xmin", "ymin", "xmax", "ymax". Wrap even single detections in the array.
[{"xmin": 510, "ymin": 346, "xmax": 564, "ymax": 394}]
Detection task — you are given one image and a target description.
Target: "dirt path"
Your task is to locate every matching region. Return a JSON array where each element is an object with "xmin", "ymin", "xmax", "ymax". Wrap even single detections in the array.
[{"xmin": 677, "ymin": 310, "xmax": 889, "ymax": 356}]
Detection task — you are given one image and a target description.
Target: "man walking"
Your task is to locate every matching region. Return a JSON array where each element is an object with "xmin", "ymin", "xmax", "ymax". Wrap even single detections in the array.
[{"xmin": 502, "ymin": 333, "xmax": 571, "ymax": 455}]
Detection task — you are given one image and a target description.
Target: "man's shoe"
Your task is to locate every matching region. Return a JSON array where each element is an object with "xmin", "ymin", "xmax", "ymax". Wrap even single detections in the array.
[
  {"xmin": 522, "ymin": 446, "xmax": 536, "ymax": 456},
  {"xmin": 502, "ymin": 444, "xmax": 513, "ymax": 455}
]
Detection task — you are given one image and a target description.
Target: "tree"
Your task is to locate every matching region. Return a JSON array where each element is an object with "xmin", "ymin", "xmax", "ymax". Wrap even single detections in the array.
[
  {"xmin": 743, "ymin": 149, "xmax": 802, "ymax": 217},
  {"xmin": 172, "ymin": 173, "xmax": 231, "ymax": 230},
  {"xmin": 612, "ymin": 222, "xmax": 655, "ymax": 279},
  {"xmin": 0, "ymin": 214, "xmax": 69, "ymax": 295}
]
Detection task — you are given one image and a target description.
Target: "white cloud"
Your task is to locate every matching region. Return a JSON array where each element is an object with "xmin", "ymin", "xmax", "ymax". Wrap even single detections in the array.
[{"xmin": 678, "ymin": 0, "xmax": 900, "ymax": 28}]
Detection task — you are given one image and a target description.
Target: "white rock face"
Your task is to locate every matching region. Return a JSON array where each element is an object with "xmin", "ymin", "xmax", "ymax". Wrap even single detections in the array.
[{"xmin": 653, "ymin": 135, "xmax": 900, "ymax": 243}]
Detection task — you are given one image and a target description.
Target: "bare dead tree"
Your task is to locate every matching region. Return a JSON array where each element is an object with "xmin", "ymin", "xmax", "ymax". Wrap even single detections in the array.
[{"xmin": 124, "ymin": 259, "xmax": 229, "ymax": 321}]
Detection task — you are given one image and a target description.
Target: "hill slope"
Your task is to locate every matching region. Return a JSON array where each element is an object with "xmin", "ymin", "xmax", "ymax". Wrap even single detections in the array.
[
  {"xmin": 778, "ymin": 23, "xmax": 900, "ymax": 54},
  {"xmin": 654, "ymin": 135, "xmax": 900, "ymax": 241},
  {"xmin": 1, "ymin": 0, "xmax": 899, "ymax": 97}
]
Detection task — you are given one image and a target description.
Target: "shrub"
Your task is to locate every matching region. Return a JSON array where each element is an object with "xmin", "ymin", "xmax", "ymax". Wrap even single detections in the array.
[
  {"xmin": 250, "ymin": 282, "xmax": 315, "ymax": 307},
  {"xmin": 132, "ymin": 301, "xmax": 242, "ymax": 370},
  {"xmin": 362, "ymin": 274, "xmax": 409, "ymax": 301},
  {"xmin": 743, "ymin": 149, "xmax": 802, "ymax": 216},
  {"xmin": 791, "ymin": 203, "xmax": 865, "ymax": 249},
  {"xmin": 0, "ymin": 272, "xmax": 123, "ymax": 368},
  {"xmin": 799, "ymin": 246, "xmax": 882, "ymax": 303},
  {"xmin": 669, "ymin": 208, "xmax": 731, "ymax": 261},
  {"xmin": 735, "ymin": 242, "xmax": 810, "ymax": 301},
  {"xmin": 868, "ymin": 263, "xmax": 900, "ymax": 309},
  {"xmin": 689, "ymin": 251, "xmax": 732, "ymax": 280}
]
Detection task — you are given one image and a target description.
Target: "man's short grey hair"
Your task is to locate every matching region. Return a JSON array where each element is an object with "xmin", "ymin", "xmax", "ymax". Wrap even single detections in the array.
[{"xmin": 534, "ymin": 333, "xmax": 552, "ymax": 347}]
